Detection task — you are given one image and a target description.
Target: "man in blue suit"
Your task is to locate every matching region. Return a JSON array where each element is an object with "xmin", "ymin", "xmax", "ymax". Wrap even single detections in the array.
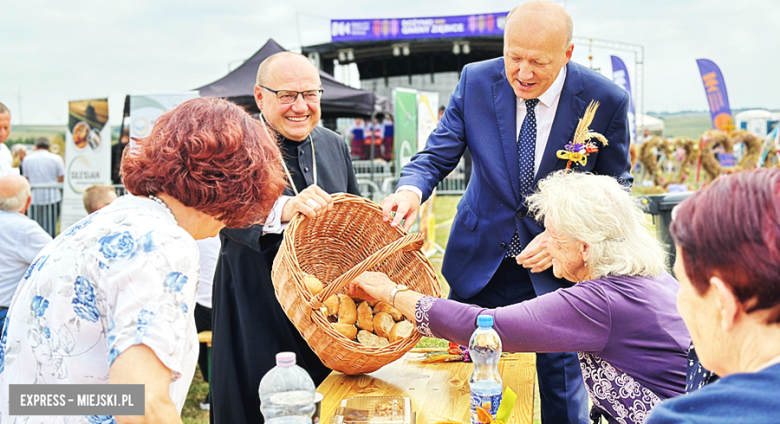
[{"xmin": 382, "ymin": 1, "xmax": 632, "ymax": 423}]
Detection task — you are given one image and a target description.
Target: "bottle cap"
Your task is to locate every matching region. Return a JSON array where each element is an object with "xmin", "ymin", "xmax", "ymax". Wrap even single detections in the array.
[
  {"xmin": 276, "ymin": 352, "xmax": 296, "ymax": 367},
  {"xmin": 477, "ymin": 315, "xmax": 494, "ymax": 327}
]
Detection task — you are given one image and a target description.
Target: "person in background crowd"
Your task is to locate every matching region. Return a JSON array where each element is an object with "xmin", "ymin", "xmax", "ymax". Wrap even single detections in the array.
[
  {"xmin": 381, "ymin": 1, "xmax": 632, "ymax": 422},
  {"xmin": 22, "ymin": 137, "xmax": 65, "ymax": 237},
  {"xmin": 82, "ymin": 184, "xmax": 118, "ymax": 214},
  {"xmin": 645, "ymin": 169, "xmax": 780, "ymax": 424},
  {"xmin": 194, "ymin": 235, "xmax": 220, "ymax": 411},
  {"xmin": 0, "ymin": 97, "xmax": 286, "ymax": 424},
  {"xmin": 211, "ymin": 51, "xmax": 361, "ymax": 424},
  {"xmin": 0, "ymin": 175, "xmax": 52, "ymax": 331},
  {"xmin": 367, "ymin": 117, "xmax": 383, "ymax": 160},
  {"xmin": 112, "ymin": 128, "xmax": 130, "ymax": 185},
  {"xmin": 642, "ymin": 129, "xmax": 652, "ymax": 143},
  {"xmin": 11, "ymin": 144, "xmax": 26, "ymax": 175},
  {"xmin": 349, "ymin": 117, "xmax": 366, "ymax": 160},
  {"xmin": 0, "ymin": 103, "xmax": 14, "ymax": 177},
  {"xmin": 382, "ymin": 114, "xmax": 394, "ymax": 162}
]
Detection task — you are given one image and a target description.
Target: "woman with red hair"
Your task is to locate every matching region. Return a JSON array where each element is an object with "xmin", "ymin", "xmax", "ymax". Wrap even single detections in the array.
[
  {"xmin": 0, "ymin": 97, "xmax": 286, "ymax": 424},
  {"xmin": 646, "ymin": 168, "xmax": 780, "ymax": 423}
]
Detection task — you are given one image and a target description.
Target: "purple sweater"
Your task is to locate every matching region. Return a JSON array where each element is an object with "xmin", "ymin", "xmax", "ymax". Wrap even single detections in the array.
[{"xmin": 416, "ymin": 272, "xmax": 690, "ymax": 399}]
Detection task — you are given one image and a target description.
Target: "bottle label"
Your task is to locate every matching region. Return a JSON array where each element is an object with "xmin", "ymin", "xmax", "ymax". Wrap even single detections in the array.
[{"xmin": 470, "ymin": 389, "xmax": 502, "ymax": 419}]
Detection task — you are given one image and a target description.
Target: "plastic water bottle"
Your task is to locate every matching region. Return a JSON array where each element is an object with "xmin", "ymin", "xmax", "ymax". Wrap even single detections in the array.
[
  {"xmin": 259, "ymin": 352, "xmax": 317, "ymax": 424},
  {"xmin": 468, "ymin": 315, "xmax": 503, "ymax": 424}
]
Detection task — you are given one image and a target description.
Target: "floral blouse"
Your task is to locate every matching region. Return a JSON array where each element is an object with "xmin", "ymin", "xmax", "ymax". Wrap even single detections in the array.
[{"xmin": 0, "ymin": 195, "xmax": 200, "ymax": 423}]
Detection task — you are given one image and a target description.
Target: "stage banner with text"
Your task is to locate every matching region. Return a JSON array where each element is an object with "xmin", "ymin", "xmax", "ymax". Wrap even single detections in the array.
[
  {"xmin": 394, "ymin": 88, "xmax": 418, "ymax": 177},
  {"xmin": 696, "ymin": 59, "xmax": 733, "ymax": 131},
  {"xmin": 611, "ymin": 55, "xmax": 636, "ymax": 144},
  {"xmin": 62, "ymin": 98, "xmax": 111, "ymax": 230},
  {"xmin": 332, "ymin": 13, "xmax": 508, "ymax": 42}
]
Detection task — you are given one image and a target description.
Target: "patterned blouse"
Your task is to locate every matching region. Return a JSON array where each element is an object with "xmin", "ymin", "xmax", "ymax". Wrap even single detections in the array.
[{"xmin": 0, "ymin": 195, "xmax": 200, "ymax": 424}]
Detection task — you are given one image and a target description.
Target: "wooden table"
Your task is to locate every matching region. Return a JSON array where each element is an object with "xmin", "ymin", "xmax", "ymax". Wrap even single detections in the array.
[{"xmin": 317, "ymin": 352, "xmax": 536, "ymax": 424}]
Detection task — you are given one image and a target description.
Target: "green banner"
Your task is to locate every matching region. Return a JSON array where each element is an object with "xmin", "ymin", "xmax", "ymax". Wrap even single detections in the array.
[{"xmin": 394, "ymin": 88, "xmax": 418, "ymax": 177}]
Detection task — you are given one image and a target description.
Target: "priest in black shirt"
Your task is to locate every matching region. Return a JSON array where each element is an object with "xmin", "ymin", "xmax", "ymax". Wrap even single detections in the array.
[{"xmin": 210, "ymin": 52, "xmax": 360, "ymax": 424}]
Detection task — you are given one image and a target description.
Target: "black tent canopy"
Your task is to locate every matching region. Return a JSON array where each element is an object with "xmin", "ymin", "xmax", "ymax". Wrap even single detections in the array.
[{"xmin": 198, "ymin": 39, "xmax": 384, "ymax": 117}]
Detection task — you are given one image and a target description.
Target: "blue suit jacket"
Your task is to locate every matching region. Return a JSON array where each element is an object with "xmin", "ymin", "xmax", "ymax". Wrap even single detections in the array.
[{"xmin": 398, "ymin": 58, "xmax": 633, "ymax": 299}]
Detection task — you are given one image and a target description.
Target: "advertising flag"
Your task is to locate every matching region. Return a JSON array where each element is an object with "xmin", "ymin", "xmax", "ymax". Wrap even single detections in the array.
[
  {"xmin": 394, "ymin": 88, "xmax": 418, "ymax": 176},
  {"xmin": 610, "ymin": 56, "xmax": 636, "ymax": 143},
  {"xmin": 417, "ymin": 91, "xmax": 439, "ymax": 153},
  {"xmin": 696, "ymin": 59, "xmax": 732, "ymax": 131},
  {"xmin": 129, "ymin": 93, "xmax": 199, "ymax": 140}
]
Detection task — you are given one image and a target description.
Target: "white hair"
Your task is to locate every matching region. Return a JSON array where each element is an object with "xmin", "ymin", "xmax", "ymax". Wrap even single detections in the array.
[
  {"xmin": 527, "ymin": 171, "xmax": 668, "ymax": 278},
  {"xmin": 0, "ymin": 180, "xmax": 31, "ymax": 213}
]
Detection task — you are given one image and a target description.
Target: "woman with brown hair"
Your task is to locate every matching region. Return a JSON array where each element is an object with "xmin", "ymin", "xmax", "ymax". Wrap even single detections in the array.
[
  {"xmin": 0, "ymin": 97, "xmax": 286, "ymax": 424},
  {"xmin": 646, "ymin": 168, "xmax": 780, "ymax": 423}
]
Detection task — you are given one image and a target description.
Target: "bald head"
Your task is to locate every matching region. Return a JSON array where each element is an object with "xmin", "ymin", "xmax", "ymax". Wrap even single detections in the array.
[
  {"xmin": 502, "ymin": 0, "xmax": 574, "ymax": 100},
  {"xmin": 506, "ymin": 0, "xmax": 573, "ymax": 50},
  {"xmin": 254, "ymin": 52, "xmax": 322, "ymax": 141},
  {"xmin": 256, "ymin": 52, "xmax": 319, "ymax": 86},
  {"xmin": 0, "ymin": 175, "xmax": 31, "ymax": 213}
]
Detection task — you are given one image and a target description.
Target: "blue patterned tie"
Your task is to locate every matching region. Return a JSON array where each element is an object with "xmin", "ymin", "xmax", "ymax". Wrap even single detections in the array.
[{"xmin": 506, "ymin": 98, "xmax": 540, "ymax": 258}]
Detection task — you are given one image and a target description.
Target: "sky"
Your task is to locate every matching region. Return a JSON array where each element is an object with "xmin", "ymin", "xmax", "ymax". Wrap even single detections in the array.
[{"xmin": 1, "ymin": 0, "xmax": 778, "ymax": 126}]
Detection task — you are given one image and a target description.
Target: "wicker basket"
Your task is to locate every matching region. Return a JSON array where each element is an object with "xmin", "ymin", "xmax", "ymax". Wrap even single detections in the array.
[{"xmin": 271, "ymin": 194, "xmax": 441, "ymax": 375}]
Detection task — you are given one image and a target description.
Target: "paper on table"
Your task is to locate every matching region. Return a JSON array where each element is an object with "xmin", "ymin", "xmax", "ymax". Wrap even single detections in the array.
[{"xmin": 495, "ymin": 386, "xmax": 518, "ymax": 423}]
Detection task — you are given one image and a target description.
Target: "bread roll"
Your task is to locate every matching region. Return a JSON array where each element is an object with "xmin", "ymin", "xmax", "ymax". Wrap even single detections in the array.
[
  {"xmin": 373, "ymin": 302, "xmax": 403, "ymax": 321},
  {"xmin": 323, "ymin": 295, "xmax": 339, "ymax": 316},
  {"xmin": 332, "ymin": 323, "xmax": 357, "ymax": 340},
  {"xmin": 357, "ymin": 330, "xmax": 389, "ymax": 347},
  {"xmin": 366, "ymin": 299, "xmax": 380, "ymax": 308},
  {"xmin": 356, "ymin": 301, "xmax": 374, "ymax": 332},
  {"xmin": 337, "ymin": 294, "xmax": 357, "ymax": 325},
  {"xmin": 389, "ymin": 320, "xmax": 414, "ymax": 343},
  {"xmin": 373, "ymin": 312, "xmax": 395, "ymax": 339},
  {"xmin": 303, "ymin": 273, "xmax": 324, "ymax": 296}
]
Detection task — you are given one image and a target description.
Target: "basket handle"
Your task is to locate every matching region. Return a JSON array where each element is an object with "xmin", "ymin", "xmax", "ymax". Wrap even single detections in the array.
[{"xmin": 310, "ymin": 232, "xmax": 425, "ymax": 310}]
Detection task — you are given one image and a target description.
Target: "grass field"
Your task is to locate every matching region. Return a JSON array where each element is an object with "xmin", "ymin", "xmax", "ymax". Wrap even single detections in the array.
[{"xmin": 648, "ymin": 112, "xmax": 712, "ymax": 139}]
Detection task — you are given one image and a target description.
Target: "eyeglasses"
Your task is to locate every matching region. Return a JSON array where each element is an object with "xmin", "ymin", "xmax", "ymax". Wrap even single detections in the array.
[{"xmin": 259, "ymin": 85, "xmax": 323, "ymax": 104}]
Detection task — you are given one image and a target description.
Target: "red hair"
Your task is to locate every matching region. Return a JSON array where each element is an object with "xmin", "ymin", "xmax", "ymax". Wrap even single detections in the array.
[
  {"xmin": 122, "ymin": 97, "xmax": 286, "ymax": 228},
  {"xmin": 670, "ymin": 169, "xmax": 780, "ymax": 322}
]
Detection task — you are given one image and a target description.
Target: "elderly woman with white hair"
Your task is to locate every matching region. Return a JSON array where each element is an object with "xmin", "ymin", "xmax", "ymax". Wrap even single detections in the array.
[{"xmin": 351, "ymin": 171, "xmax": 691, "ymax": 424}]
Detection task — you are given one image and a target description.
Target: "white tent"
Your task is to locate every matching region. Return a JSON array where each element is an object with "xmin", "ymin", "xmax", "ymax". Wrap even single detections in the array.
[
  {"xmin": 735, "ymin": 109, "xmax": 774, "ymax": 137},
  {"xmin": 638, "ymin": 114, "xmax": 665, "ymax": 136}
]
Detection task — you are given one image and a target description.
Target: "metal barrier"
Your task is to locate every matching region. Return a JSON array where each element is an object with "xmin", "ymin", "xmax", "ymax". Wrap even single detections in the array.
[
  {"xmin": 113, "ymin": 185, "xmax": 129, "ymax": 196},
  {"xmin": 351, "ymin": 158, "xmax": 468, "ymax": 200},
  {"xmin": 23, "ymin": 184, "xmax": 129, "ymax": 237},
  {"xmin": 26, "ymin": 183, "xmax": 64, "ymax": 238},
  {"xmin": 22, "ymin": 166, "xmax": 466, "ymax": 238}
]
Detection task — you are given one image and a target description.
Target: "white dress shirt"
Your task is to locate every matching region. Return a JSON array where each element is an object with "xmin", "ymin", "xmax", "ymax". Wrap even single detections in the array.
[
  {"xmin": 0, "ymin": 144, "xmax": 14, "ymax": 177},
  {"xmin": 517, "ymin": 65, "xmax": 567, "ymax": 176},
  {"xmin": 262, "ymin": 195, "xmax": 293, "ymax": 234},
  {"xmin": 0, "ymin": 210, "xmax": 52, "ymax": 306},
  {"xmin": 195, "ymin": 236, "xmax": 221, "ymax": 308},
  {"xmin": 399, "ymin": 65, "xmax": 568, "ymax": 200}
]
